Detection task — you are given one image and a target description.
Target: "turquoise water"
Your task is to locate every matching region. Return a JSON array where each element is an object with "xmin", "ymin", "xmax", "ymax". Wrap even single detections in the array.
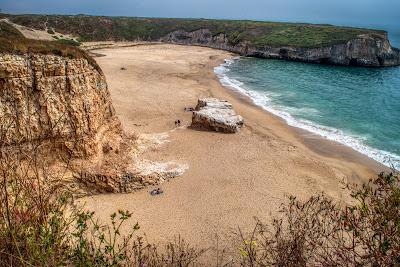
[{"xmin": 215, "ymin": 53, "xmax": 400, "ymax": 169}]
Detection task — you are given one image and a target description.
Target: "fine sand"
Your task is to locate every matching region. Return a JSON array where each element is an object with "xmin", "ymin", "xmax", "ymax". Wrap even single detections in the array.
[{"xmin": 83, "ymin": 44, "xmax": 386, "ymax": 253}]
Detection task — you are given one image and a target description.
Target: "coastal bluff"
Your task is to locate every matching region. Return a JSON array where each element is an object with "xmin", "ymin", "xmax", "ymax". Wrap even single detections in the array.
[
  {"xmin": 0, "ymin": 53, "xmax": 185, "ymax": 193},
  {"xmin": 0, "ymin": 54, "xmax": 120, "ymax": 158},
  {"xmin": 5, "ymin": 14, "xmax": 400, "ymax": 67},
  {"xmin": 162, "ymin": 29, "xmax": 400, "ymax": 67}
]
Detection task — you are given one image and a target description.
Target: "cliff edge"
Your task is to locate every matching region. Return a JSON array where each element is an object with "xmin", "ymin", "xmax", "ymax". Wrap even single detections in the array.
[
  {"xmin": 0, "ymin": 22, "xmax": 187, "ymax": 193},
  {"xmin": 5, "ymin": 14, "xmax": 400, "ymax": 67},
  {"xmin": 0, "ymin": 54, "xmax": 120, "ymax": 158},
  {"xmin": 162, "ymin": 30, "xmax": 400, "ymax": 67}
]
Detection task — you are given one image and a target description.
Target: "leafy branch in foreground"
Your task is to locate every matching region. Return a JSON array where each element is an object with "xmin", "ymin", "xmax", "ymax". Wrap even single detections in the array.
[
  {"xmin": 238, "ymin": 172, "xmax": 400, "ymax": 266},
  {"xmin": 0, "ymin": 127, "xmax": 204, "ymax": 266},
  {"xmin": 1, "ymin": 114, "xmax": 398, "ymax": 266}
]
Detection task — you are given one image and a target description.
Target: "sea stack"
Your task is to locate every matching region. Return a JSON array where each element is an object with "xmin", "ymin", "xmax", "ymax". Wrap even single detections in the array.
[{"xmin": 191, "ymin": 98, "xmax": 244, "ymax": 133}]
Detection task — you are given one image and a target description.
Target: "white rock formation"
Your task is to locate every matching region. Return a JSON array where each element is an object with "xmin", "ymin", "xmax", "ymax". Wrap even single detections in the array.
[{"xmin": 191, "ymin": 98, "xmax": 244, "ymax": 133}]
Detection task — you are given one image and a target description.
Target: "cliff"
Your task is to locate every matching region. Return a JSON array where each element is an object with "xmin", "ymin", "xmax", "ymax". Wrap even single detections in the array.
[
  {"xmin": 0, "ymin": 53, "xmax": 185, "ymax": 193},
  {"xmin": 5, "ymin": 14, "xmax": 400, "ymax": 67},
  {"xmin": 162, "ymin": 29, "xmax": 400, "ymax": 67},
  {"xmin": 0, "ymin": 54, "xmax": 120, "ymax": 158}
]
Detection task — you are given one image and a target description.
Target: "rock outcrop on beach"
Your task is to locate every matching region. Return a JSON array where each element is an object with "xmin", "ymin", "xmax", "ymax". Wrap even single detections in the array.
[
  {"xmin": 191, "ymin": 98, "xmax": 244, "ymax": 133},
  {"xmin": 0, "ymin": 53, "xmax": 185, "ymax": 193},
  {"xmin": 162, "ymin": 29, "xmax": 400, "ymax": 67}
]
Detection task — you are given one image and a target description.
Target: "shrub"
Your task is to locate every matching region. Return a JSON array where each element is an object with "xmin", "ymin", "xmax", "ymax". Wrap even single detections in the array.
[
  {"xmin": 0, "ymin": 160, "xmax": 205, "ymax": 266},
  {"xmin": 0, "ymin": 125, "xmax": 205, "ymax": 266},
  {"xmin": 238, "ymin": 172, "xmax": 400, "ymax": 266},
  {"xmin": 0, "ymin": 22, "xmax": 102, "ymax": 73},
  {"xmin": 7, "ymin": 14, "xmax": 385, "ymax": 48},
  {"xmin": 56, "ymin": 38, "xmax": 81, "ymax": 47}
]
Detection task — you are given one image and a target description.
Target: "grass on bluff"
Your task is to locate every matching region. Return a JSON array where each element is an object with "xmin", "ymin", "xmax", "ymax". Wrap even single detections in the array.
[
  {"xmin": 0, "ymin": 21, "xmax": 99, "ymax": 70},
  {"xmin": 3, "ymin": 14, "xmax": 386, "ymax": 48}
]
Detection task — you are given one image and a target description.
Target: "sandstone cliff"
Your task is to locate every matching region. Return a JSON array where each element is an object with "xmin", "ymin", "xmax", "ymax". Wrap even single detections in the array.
[
  {"xmin": 0, "ymin": 54, "xmax": 120, "ymax": 158},
  {"xmin": 0, "ymin": 53, "xmax": 185, "ymax": 194},
  {"xmin": 161, "ymin": 29, "xmax": 400, "ymax": 67}
]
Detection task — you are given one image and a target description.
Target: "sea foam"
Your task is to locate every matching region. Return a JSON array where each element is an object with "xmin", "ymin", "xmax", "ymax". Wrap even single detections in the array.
[{"xmin": 214, "ymin": 58, "xmax": 400, "ymax": 170}]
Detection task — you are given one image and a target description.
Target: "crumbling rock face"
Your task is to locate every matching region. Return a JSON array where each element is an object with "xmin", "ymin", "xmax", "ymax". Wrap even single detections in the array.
[
  {"xmin": 191, "ymin": 98, "xmax": 244, "ymax": 133},
  {"xmin": 73, "ymin": 133, "xmax": 188, "ymax": 194},
  {"xmin": 0, "ymin": 54, "xmax": 120, "ymax": 158},
  {"xmin": 162, "ymin": 29, "xmax": 400, "ymax": 67},
  {"xmin": 0, "ymin": 54, "xmax": 186, "ymax": 194}
]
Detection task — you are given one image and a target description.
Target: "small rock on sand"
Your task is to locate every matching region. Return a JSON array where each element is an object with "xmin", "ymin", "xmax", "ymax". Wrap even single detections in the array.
[{"xmin": 150, "ymin": 188, "xmax": 164, "ymax": 196}]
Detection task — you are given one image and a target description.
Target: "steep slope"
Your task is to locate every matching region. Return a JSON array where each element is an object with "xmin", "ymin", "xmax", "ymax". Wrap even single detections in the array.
[
  {"xmin": 0, "ymin": 22, "xmax": 185, "ymax": 193},
  {"xmin": 0, "ymin": 21, "xmax": 117, "ymax": 158},
  {"xmin": 162, "ymin": 29, "xmax": 400, "ymax": 67},
  {"xmin": 4, "ymin": 14, "xmax": 400, "ymax": 67},
  {"xmin": 0, "ymin": 54, "xmax": 120, "ymax": 158}
]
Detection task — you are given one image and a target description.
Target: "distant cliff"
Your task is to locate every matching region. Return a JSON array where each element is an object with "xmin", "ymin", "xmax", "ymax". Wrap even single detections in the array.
[
  {"xmin": 162, "ymin": 29, "xmax": 400, "ymax": 67},
  {"xmin": 4, "ymin": 14, "xmax": 400, "ymax": 67}
]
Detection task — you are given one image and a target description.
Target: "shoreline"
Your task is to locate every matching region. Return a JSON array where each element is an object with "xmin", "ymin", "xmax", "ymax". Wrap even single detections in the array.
[
  {"xmin": 84, "ymin": 43, "xmax": 384, "ymax": 253},
  {"xmin": 212, "ymin": 58, "xmax": 388, "ymax": 175},
  {"xmin": 218, "ymin": 78, "xmax": 387, "ymax": 176},
  {"xmin": 87, "ymin": 41, "xmax": 392, "ymax": 172}
]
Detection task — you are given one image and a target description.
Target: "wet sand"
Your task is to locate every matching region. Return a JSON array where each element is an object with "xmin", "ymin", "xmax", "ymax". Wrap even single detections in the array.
[{"xmin": 83, "ymin": 44, "xmax": 385, "ymax": 253}]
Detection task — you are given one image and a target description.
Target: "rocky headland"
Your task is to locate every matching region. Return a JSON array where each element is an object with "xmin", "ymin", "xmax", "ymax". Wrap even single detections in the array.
[
  {"xmin": 4, "ymin": 14, "xmax": 400, "ymax": 67},
  {"xmin": 162, "ymin": 29, "xmax": 400, "ymax": 67}
]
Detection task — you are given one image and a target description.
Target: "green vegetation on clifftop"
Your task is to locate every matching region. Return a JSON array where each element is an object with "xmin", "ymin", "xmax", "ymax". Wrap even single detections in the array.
[
  {"xmin": 0, "ymin": 21, "xmax": 98, "ymax": 70},
  {"xmin": 3, "ymin": 14, "xmax": 386, "ymax": 48}
]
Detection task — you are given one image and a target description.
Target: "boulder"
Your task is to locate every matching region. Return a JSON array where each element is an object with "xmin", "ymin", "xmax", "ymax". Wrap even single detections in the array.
[{"xmin": 191, "ymin": 98, "xmax": 244, "ymax": 133}]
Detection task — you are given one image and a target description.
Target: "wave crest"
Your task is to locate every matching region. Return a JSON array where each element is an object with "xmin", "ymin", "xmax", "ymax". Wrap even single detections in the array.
[{"xmin": 214, "ymin": 58, "xmax": 400, "ymax": 170}]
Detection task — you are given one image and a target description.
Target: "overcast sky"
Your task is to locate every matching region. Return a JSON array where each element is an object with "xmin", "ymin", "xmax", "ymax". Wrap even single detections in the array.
[{"xmin": 1, "ymin": 0, "xmax": 399, "ymax": 27}]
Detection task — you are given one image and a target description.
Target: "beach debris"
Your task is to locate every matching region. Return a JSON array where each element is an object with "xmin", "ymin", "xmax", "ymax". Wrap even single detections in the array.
[
  {"xmin": 191, "ymin": 98, "xmax": 244, "ymax": 133},
  {"xmin": 150, "ymin": 188, "xmax": 164, "ymax": 196},
  {"xmin": 120, "ymin": 67, "xmax": 126, "ymax": 70}
]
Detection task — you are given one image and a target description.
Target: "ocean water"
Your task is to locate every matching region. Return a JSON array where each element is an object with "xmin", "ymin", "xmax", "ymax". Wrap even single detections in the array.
[{"xmin": 214, "ymin": 44, "xmax": 400, "ymax": 169}]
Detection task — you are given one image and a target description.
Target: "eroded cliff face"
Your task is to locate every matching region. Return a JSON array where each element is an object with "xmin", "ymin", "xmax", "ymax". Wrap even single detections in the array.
[
  {"xmin": 0, "ymin": 54, "xmax": 186, "ymax": 194},
  {"xmin": 0, "ymin": 54, "xmax": 121, "ymax": 158},
  {"xmin": 162, "ymin": 29, "xmax": 400, "ymax": 67}
]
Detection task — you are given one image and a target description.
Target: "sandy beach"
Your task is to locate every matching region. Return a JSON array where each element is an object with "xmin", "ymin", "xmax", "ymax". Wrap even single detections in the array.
[{"xmin": 83, "ymin": 44, "xmax": 385, "ymax": 253}]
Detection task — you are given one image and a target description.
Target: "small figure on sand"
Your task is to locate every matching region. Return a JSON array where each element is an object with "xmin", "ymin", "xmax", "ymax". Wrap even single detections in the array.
[
  {"xmin": 150, "ymin": 188, "xmax": 163, "ymax": 196},
  {"xmin": 120, "ymin": 67, "xmax": 126, "ymax": 70},
  {"xmin": 174, "ymin": 120, "xmax": 181, "ymax": 127}
]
